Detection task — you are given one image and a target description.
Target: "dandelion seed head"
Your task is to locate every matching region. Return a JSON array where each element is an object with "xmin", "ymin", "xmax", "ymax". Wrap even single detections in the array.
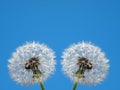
[
  {"xmin": 8, "ymin": 42, "xmax": 56, "ymax": 85},
  {"xmin": 61, "ymin": 42, "xmax": 109, "ymax": 85}
]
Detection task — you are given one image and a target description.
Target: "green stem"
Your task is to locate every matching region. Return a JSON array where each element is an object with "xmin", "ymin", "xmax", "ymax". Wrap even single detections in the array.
[
  {"xmin": 72, "ymin": 79, "xmax": 79, "ymax": 90},
  {"xmin": 37, "ymin": 70, "xmax": 45, "ymax": 90},
  {"xmin": 39, "ymin": 81, "xmax": 45, "ymax": 90},
  {"xmin": 72, "ymin": 73, "xmax": 80, "ymax": 90}
]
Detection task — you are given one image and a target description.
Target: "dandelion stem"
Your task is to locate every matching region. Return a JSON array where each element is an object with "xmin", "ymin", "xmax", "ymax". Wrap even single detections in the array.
[
  {"xmin": 72, "ymin": 78, "xmax": 79, "ymax": 90},
  {"xmin": 72, "ymin": 73, "xmax": 80, "ymax": 90},
  {"xmin": 37, "ymin": 70, "xmax": 45, "ymax": 90},
  {"xmin": 39, "ymin": 81, "xmax": 45, "ymax": 90}
]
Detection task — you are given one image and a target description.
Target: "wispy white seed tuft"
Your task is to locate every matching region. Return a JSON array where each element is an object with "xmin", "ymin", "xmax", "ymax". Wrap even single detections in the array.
[
  {"xmin": 61, "ymin": 41, "xmax": 109, "ymax": 85},
  {"xmin": 8, "ymin": 42, "xmax": 56, "ymax": 85}
]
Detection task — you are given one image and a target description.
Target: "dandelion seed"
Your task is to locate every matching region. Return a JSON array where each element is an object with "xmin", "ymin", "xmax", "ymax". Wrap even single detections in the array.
[
  {"xmin": 61, "ymin": 42, "xmax": 109, "ymax": 90},
  {"xmin": 8, "ymin": 42, "xmax": 56, "ymax": 90}
]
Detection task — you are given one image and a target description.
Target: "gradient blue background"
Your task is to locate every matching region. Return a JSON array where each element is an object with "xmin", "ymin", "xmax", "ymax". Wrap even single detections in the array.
[{"xmin": 0, "ymin": 0, "xmax": 120, "ymax": 90}]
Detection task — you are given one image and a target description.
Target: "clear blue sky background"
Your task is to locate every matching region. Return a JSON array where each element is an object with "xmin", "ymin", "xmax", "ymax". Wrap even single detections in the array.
[{"xmin": 0, "ymin": 0, "xmax": 120, "ymax": 90}]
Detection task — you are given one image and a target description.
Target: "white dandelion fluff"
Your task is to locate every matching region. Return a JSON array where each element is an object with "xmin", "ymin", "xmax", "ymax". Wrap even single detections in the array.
[
  {"xmin": 61, "ymin": 42, "xmax": 109, "ymax": 86},
  {"xmin": 8, "ymin": 42, "xmax": 56, "ymax": 86}
]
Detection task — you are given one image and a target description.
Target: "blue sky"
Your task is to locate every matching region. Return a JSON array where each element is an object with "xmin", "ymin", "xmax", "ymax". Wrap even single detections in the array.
[{"xmin": 0, "ymin": 0, "xmax": 120, "ymax": 90}]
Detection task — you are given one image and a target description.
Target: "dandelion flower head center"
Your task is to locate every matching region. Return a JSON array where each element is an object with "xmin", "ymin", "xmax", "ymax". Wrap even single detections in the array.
[
  {"xmin": 76, "ymin": 57, "xmax": 93, "ymax": 78},
  {"xmin": 25, "ymin": 57, "xmax": 41, "ymax": 79}
]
